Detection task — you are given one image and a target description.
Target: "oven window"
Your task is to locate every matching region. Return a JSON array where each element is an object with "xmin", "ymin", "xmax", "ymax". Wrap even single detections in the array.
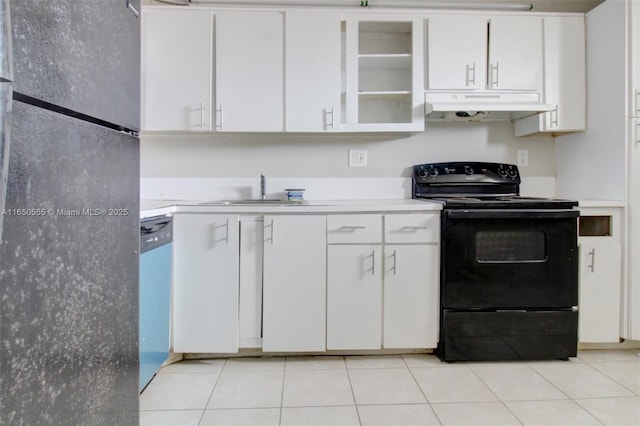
[{"xmin": 476, "ymin": 231, "xmax": 547, "ymax": 262}]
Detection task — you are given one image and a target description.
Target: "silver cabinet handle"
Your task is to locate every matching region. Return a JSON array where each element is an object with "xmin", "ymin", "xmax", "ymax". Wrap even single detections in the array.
[
  {"xmin": 466, "ymin": 62, "xmax": 476, "ymax": 86},
  {"xmin": 326, "ymin": 106, "xmax": 335, "ymax": 129},
  {"xmin": 225, "ymin": 217, "xmax": 229, "ymax": 244},
  {"xmin": 490, "ymin": 62, "xmax": 499, "ymax": 88},
  {"xmin": 338, "ymin": 226, "xmax": 366, "ymax": 231},
  {"xmin": 635, "ymin": 90, "xmax": 640, "ymax": 115},
  {"xmin": 400, "ymin": 226, "xmax": 428, "ymax": 231},
  {"xmin": 636, "ymin": 121, "xmax": 640, "ymax": 144},
  {"xmin": 370, "ymin": 250, "xmax": 376, "ymax": 275},
  {"xmin": 551, "ymin": 105, "xmax": 559, "ymax": 127},
  {"xmin": 390, "ymin": 250, "xmax": 397, "ymax": 275},
  {"xmin": 265, "ymin": 219, "xmax": 274, "ymax": 245},
  {"xmin": 588, "ymin": 248, "xmax": 596, "ymax": 272},
  {"xmin": 200, "ymin": 102, "xmax": 205, "ymax": 129},
  {"xmin": 209, "ymin": 219, "xmax": 230, "ymax": 247},
  {"xmin": 216, "ymin": 104, "xmax": 223, "ymax": 130}
]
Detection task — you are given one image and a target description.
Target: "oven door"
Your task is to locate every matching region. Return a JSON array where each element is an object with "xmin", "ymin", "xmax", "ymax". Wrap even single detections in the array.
[{"xmin": 443, "ymin": 209, "xmax": 579, "ymax": 309}]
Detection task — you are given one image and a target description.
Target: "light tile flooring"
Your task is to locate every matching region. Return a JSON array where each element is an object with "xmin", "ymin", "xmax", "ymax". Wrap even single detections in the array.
[{"xmin": 140, "ymin": 350, "xmax": 640, "ymax": 426}]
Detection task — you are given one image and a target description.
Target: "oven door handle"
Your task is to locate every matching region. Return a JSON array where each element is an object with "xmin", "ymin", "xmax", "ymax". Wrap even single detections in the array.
[{"xmin": 446, "ymin": 209, "xmax": 579, "ymax": 220}]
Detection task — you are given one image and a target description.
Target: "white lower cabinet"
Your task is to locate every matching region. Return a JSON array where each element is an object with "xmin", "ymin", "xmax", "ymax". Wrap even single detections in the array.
[
  {"xmin": 383, "ymin": 244, "xmax": 439, "ymax": 348},
  {"xmin": 577, "ymin": 207, "xmax": 622, "ymax": 343},
  {"xmin": 238, "ymin": 216, "xmax": 263, "ymax": 348},
  {"xmin": 172, "ymin": 213, "xmax": 239, "ymax": 353},
  {"xmin": 326, "ymin": 213, "xmax": 439, "ymax": 350},
  {"xmin": 327, "ymin": 245, "xmax": 383, "ymax": 349},
  {"xmin": 262, "ymin": 215, "xmax": 327, "ymax": 352}
]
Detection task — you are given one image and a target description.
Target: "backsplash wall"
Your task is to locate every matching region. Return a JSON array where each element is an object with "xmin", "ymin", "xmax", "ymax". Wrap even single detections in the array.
[{"xmin": 140, "ymin": 121, "xmax": 555, "ymax": 178}]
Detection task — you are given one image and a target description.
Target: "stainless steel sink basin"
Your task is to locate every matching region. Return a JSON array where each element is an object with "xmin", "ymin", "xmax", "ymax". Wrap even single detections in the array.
[{"xmin": 200, "ymin": 199, "xmax": 287, "ymax": 206}]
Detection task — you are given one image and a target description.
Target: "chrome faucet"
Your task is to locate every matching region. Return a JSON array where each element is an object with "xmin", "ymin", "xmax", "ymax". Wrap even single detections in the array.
[{"xmin": 260, "ymin": 173, "xmax": 266, "ymax": 200}]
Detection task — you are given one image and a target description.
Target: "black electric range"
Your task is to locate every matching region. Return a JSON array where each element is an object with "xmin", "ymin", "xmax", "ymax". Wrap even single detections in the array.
[{"xmin": 412, "ymin": 161, "xmax": 580, "ymax": 362}]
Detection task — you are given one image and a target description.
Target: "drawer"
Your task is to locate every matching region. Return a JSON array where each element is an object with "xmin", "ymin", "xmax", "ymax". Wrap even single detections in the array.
[
  {"xmin": 385, "ymin": 213, "xmax": 439, "ymax": 244},
  {"xmin": 327, "ymin": 215, "xmax": 382, "ymax": 244}
]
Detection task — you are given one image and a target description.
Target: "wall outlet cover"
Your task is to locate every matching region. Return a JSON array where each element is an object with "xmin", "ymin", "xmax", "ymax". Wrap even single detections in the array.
[{"xmin": 349, "ymin": 149, "xmax": 367, "ymax": 167}]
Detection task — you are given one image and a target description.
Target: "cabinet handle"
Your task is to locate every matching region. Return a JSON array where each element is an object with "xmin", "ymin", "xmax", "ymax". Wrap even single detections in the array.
[
  {"xmin": 588, "ymin": 248, "xmax": 596, "ymax": 272},
  {"xmin": 326, "ymin": 106, "xmax": 335, "ymax": 129},
  {"xmin": 400, "ymin": 226, "xmax": 428, "ymax": 231},
  {"xmin": 390, "ymin": 249, "xmax": 397, "ymax": 275},
  {"xmin": 550, "ymin": 105, "xmax": 559, "ymax": 127},
  {"xmin": 635, "ymin": 90, "xmax": 640, "ymax": 115},
  {"xmin": 265, "ymin": 219, "xmax": 274, "ymax": 245},
  {"xmin": 370, "ymin": 250, "xmax": 376, "ymax": 275},
  {"xmin": 225, "ymin": 217, "xmax": 229, "ymax": 244},
  {"xmin": 465, "ymin": 62, "xmax": 476, "ymax": 86},
  {"xmin": 216, "ymin": 104, "xmax": 223, "ymax": 130},
  {"xmin": 337, "ymin": 225, "xmax": 366, "ymax": 231},
  {"xmin": 490, "ymin": 62, "xmax": 499, "ymax": 88},
  {"xmin": 209, "ymin": 220, "xmax": 229, "ymax": 247},
  {"xmin": 636, "ymin": 121, "xmax": 640, "ymax": 144},
  {"xmin": 200, "ymin": 102, "xmax": 205, "ymax": 129}
]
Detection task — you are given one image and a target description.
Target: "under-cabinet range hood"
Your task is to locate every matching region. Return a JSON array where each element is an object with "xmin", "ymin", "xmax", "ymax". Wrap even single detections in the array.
[{"xmin": 424, "ymin": 91, "xmax": 554, "ymax": 122}]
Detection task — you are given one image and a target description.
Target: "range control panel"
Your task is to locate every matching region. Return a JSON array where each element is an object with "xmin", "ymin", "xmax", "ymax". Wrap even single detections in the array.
[{"xmin": 413, "ymin": 162, "xmax": 521, "ymax": 184}]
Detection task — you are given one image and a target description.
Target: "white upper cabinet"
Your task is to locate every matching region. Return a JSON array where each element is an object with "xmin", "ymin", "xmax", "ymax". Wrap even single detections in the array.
[
  {"xmin": 141, "ymin": 9, "xmax": 213, "ymax": 131},
  {"xmin": 215, "ymin": 11, "xmax": 284, "ymax": 131},
  {"xmin": 426, "ymin": 15, "xmax": 487, "ymax": 90},
  {"xmin": 514, "ymin": 16, "xmax": 586, "ymax": 136},
  {"xmin": 285, "ymin": 11, "xmax": 341, "ymax": 132},
  {"xmin": 631, "ymin": 0, "xmax": 640, "ymax": 118},
  {"xmin": 426, "ymin": 15, "xmax": 542, "ymax": 93},
  {"xmin": 487, "ymin": 17, "xmax": 542, "ymax": 91},
  {"xmin": 342, "ymin": 15, "xmax": 424, "ymax": 132}
]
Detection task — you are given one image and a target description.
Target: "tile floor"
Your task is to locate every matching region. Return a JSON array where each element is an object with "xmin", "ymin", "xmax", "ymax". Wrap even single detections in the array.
[{"xmin": 140, "ymin": 350, "xmax": 640, "ymax": 426}]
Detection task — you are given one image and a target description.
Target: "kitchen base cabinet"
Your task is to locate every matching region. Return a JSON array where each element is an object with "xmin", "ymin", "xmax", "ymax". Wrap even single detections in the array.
[
  {"xmin": 262, "ymin": 215, "xmax": 327, "ymax": 352},
  {"xmin": 577, "ymin": 207, "xmax": 623, "ymax": 343},
  {"xmin": 238, "ymin": 216, "xmax": 263, "ymax": 348},
  {"xmin": 383, "ymin": 244, "xmax": 439, "ymax": 348},
  {"xmin": 327, "ymin": 245, "xmax": 383, "ymax": 350},
  {"xmin": 172, "ymin": 214, "xmax": 239, "ymax": 353}
]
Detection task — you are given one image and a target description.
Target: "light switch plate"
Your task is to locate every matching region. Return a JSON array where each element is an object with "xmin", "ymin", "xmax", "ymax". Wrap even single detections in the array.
[{"xmin": 349, "ymin": 149, "xmax": 367, "ymax": 167}]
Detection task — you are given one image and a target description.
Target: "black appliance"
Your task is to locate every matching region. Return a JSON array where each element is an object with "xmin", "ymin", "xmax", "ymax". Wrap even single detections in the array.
[
  {"xmin": 1, "ymin": 1, "xmax": 141, "ymax": 424},
  {"xmin": 413, "ymin": 162, "xmax": 579, "ymax": 362}
]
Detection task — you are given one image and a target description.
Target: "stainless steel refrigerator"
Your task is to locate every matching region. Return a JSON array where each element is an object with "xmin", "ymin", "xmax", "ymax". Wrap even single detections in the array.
[{"xmin": 0, "ymin": 1, "xmax": 141, "ymax": 424}]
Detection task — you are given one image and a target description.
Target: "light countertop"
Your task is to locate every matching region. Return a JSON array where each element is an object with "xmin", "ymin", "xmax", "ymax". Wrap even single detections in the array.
[{"xmin": 140, "ymin": 199, "xmax": 443, "ymax": 219}]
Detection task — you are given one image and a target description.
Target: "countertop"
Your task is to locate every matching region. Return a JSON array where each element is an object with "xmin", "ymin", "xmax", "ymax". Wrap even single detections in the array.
[{"xmin": 140, "ymin": 199, "xmax": 443, "ymax": 219}]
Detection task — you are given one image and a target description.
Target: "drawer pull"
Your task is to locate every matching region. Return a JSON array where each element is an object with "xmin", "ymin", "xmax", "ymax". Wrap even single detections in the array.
[
  {"xmin": 390, "ymin": 250, "xmax": 397, "ymax": 275},
  {"xmin": 337, "ymin": 226, "xmax": 366, "ymax": 231},
  {"xmin": 588, "ymin": 248, "xmax": 596, "ymax": 272},
  {"xmin": 399, "ymin": 226, "xmax": 428, "ymax": 231}
]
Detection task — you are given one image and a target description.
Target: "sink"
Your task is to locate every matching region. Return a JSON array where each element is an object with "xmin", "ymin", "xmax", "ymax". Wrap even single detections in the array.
[{"xmin": 200, "ymin": 199, "xmax": 288, "ymax": 206}]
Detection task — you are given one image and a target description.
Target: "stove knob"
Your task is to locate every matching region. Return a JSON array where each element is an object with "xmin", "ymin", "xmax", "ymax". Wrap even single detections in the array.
[
  {"xmin": 427, "ymin": 167, "xmax": 439, "ymax": 177},
  {"xmin": 508, "ymin": 167, "xmax": 518, "ymax": 178},
  {"xmin": 498, "ymin": 165, "xmax": 508, "ymax": 178},
  {"xmin": 464, "ymin": 165, "xmax": 474, "ymax": 175}
]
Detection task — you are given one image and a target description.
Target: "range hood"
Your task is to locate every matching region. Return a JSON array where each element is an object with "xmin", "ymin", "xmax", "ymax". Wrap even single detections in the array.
[{"xmin": 424, "ymin": 91, "xmax": 554, "ymax": 122}]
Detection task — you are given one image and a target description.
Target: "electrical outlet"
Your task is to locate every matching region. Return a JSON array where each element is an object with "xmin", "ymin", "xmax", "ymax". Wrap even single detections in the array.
[
  {"xmin": 349, "ymin": 149, "xmax": 367, "ymax": 167},
  {"xmin": 517, "ymin": 149, "xmax": 529, "ymax": 167}
]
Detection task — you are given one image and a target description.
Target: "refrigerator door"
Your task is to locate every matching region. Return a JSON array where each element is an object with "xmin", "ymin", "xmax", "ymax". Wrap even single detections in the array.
[
  {"xmin": 9, "ymin": 0, "xmax": 140, "ymax": 130},
  {"xmin": 0, "ymin": 0, "xmax": 13, "ymax": 82},
  {"xmin": 0, "ymin": 101, "xmax": 140, "ymax": 425}
]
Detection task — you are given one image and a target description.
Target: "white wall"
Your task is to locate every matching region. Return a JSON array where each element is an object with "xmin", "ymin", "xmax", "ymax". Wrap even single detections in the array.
[{"xmin": 141, "ymin": 121, "xmax": 556, "ymax": 179}]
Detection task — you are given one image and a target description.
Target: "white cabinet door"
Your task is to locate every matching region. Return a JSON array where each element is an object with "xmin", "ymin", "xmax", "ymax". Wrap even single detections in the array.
[
  {"xmin": 488, "ymin": 17, "xmax": 542, "ymax": 92},
  {"xmin": 327, "ymin": 245, "xmax": 383, "ymax": 350},
  {"xmin": 141, "ymin": 9, "xmax": 212, "ymax": 131},
  {"xmin": 513, "ymin": 16, "xmax": 585, "ymax": 136},
  {"xmin": 215, "ymin": 12, "xmax": 283, "ymax": 131},
  {"xmin": 632, "ymin": 0, "xmax": 640, "ymax": 117},
  {"xmin": 238, "ymin": 217, "xmax": 263, "ymax": 348},
  {"xmin": 285, "ymin": 11, "xmax": 341, "ymax": 132},
  {"xmin": 383, "ymin": 245, "xmax": 439, "ymax": 348},
  {"xmin": 426, "ymin": 15, "xmax": 487, "ymax": 90},
  {"xmin": 172, "ymin": 214, "xmax": 239, "ymax": 353},
  {"xmin": 262, "ymin": 215, "xmax": 326, "ymax": 351},
  {"xmin": 578, "ymin": 242, "xmax": 621, "ymax": 343}
]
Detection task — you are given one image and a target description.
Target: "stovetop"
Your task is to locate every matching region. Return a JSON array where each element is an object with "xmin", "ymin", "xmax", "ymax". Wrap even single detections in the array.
[{"xmin": 412, "ymin": 162, "xmax": 577, "ymax": 210}]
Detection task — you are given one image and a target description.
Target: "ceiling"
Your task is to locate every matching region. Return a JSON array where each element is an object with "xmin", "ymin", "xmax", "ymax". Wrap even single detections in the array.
[{"xmin": 159, "ymin": 0, "xmax": 607, "ymax": 13}]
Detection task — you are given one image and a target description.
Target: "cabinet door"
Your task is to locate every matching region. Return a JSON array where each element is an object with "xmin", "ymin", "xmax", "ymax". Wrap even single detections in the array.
[
  {"xmin": 488, "ymin": 17, "xmax": 542, "ymax": 91},
  {"xmin": 238, "ymin": 217, "xmax": 263, "ymax": 348},
  {"xmin": 383, "ymin": 245, "xmax": 438, "ymax": 348},
  {"xmin": 285, "ymin": 11, "xmax": 341, "ymax": 131},
  {"xmin": 172, "ymin": 214, "xmax": 239, "ymax": 353},
  {"xmin": 215, "ymin": 12, "xmax": 283, "ymax": 131},
  {"xmin": 262, "ymin": 215, "xmax": 326, "ymax": 351},
  {"xmin": 327, "ymin": 245, "xmax": 383, "ymax": 350},
  {"xmin": 631, "ymin": 0, "xmax": 640, "ymax": 117},
  {"xmin": 578, "ymin": 242, "xmax": 621, "ymax": 343},
  {"xmin": 426, "ymin": 15, "xmax": 487, "ymax": 90},
  {"xmin": 142, "ymin": 9, "xmax": 212, "ymax": 131}
]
